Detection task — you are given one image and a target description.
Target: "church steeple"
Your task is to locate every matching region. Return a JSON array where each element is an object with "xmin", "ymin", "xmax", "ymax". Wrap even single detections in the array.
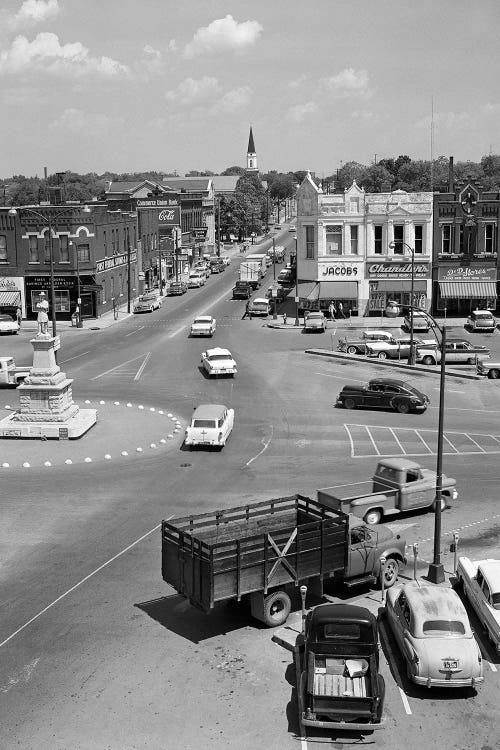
[{"xmin": 246, "ymin": 126, "xmax": 258, "ymax": 173}]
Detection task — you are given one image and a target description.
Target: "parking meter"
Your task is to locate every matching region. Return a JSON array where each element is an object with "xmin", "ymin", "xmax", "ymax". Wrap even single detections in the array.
[
  {"xmin": 380, "ymin": 556, "xmax": 386, "ymax": 603},
  {"xmin": 412, "ymin": 543, "xmax": 419, "ymax": 581},
  {"xmin": 300, "ymin": 585, "xmax": 307, "ymax": 633}
]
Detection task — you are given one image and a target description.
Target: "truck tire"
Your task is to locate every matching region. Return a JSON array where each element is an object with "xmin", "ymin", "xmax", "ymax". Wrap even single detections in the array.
[
  {"xmin": 344, "ymin": 397, "xmax": 356, "ymax": 410},
  {"xmin": 364, "ymin": 508, "xmax": 382, "ymax": 525},
  {"xmin": 488, "ymin": 368, "xmax": 500, "ymax": 379},
  {"xmin": 262, "ymin": 590, "xmax": 291, "ymax": 627},
  {"xmin": 379, "ymin": 558, "xmax": 399, "ymax": 588},
  {"xmin": 346, "ymin": 346, "xmax": 358, "ymax": 355}
]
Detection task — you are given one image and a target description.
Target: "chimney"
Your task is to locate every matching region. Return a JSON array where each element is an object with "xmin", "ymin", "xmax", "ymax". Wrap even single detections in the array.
[{"xmin": 448, "ymin": 157, "xmax": 454, "ymax": 193}]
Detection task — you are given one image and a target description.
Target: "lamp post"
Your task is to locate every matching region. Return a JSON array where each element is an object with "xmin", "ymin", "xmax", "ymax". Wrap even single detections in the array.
[
  {"xmin": 386, "ymin": 301, "xmax": 446, "ymax": 584},
  {"xmin": 388, "ymin": 239, "xmax": 416, "ymax": 365},
  {"xmin": 294, "ymin": 236, "xmax": 299, "ymax": 326}
]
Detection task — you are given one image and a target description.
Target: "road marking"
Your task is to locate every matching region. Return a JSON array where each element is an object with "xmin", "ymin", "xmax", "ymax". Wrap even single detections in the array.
[
  {"xmin": 168, "ymin": 286, "xmax": 233, "ymax": 339},
  {"xmin": 378, "ymin": 621, "xmax": 412, "ymax": 715},
  {"xmin": 415, "ymin": 430, "xmax": 434, "ymax": 454},
  {"xmin": 60, "ymin": 350, "xmax": 91, "ymax": 364},
  {"xmin": 316, "ymin": 371, "xmax": 365, "ymax": 382},
  {"xmin": 365, "ymin": 427, "xmax": 380, "ymax": 456},
  {"xmin": 125, "ymin": 326, "xmax": 144, "ymax": 337},
  {"xmin": 133, "ymin": 352, "xmax": 151, "ymax": 381},
  {"xmin": 0, "ymin": 521, "xmax": 169, "ymax": 650},
  {"xmin": 91, "ymin": 353, "xmax": 151, "ymax": 380},
  {"xmin": 390, "ymin": 427, "xmax": 407, "ymax": 454},
  {"xmin": 246, "ymin": 425, "xmax": 274, "ymax": 466}
]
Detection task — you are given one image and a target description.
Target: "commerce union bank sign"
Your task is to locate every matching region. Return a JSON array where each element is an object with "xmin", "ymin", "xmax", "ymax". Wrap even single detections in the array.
[{"xmin": 367, "ymin": 262, "xmax": 429, "ymax": 279}]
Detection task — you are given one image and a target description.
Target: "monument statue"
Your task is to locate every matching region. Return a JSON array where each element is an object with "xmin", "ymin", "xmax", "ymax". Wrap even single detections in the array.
[{"xmin": 36, "ymin": 292, "xmax": 49, "ymax": 335}]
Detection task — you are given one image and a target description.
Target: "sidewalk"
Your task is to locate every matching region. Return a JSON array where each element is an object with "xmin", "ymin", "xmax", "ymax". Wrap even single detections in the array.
[{"xmin": 267, "ymin": 315, "xmax": 470, "ymax": 330}]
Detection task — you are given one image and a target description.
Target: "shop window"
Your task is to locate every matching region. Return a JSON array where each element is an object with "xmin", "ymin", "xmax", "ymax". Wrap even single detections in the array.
[
  {"xmin": 77, "ymin": 244, "xmax": 90, "ymax": 263},
  {"xmin": 0, "ymin": 235, "xmax": 6, "ymax": 261},
  {"xmin": 485, "ymin": 224, "xmax": 496, "ymax": 254},
  {"xmin": 441, "ymin": 225, "xmax": 452, "ymax": 254},
  {"xmin": 393, "ymin": 225, "xmax": 404, "ymax": 254},
  {"xmin": 374, "ymin": 225, "xmax": 383, "ymax": 254},
  {"xmin": 29, "ymin": 235, "xmax": 39, "ymax": 262},
  {"xmin": 350, "ymin": 225, "xmax": 358, "ymax": 255},
  {"xmin": 54, "ymin": 290, "xmax": 70, "ymax": 313},
  {"xmin": 326, "ymin": 225, "xmax": 342, "ymax": 255},
  {"xmin": 306, "ymin": 226, "xmax": 314, "ymax": 258},
  {"xmin": 414, "ymin": 225, "xmax": 423, "ymax": 254},
  {"xmin": 59, "ymin": 235, "xmax": 69, "ymax": 263}
]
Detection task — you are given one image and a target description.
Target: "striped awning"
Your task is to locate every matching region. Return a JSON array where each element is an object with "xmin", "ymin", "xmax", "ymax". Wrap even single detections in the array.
[
  {"xmin": 439, "ymin": 281, "xmax": 497, "ymax": 299},
  {"xmin": 0, "ymin": 290, "xmax": 21, "ymax": 305},
  {"xmin": 296, "ymin": 281, "xmax": 320, "ymax": 300}
]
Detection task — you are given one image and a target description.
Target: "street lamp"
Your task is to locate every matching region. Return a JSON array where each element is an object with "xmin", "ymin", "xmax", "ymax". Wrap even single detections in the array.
[
  {"xmin": 388, "ymin": 239, "xmax": 416, "ymax": 365},
  {"xmin": 386, "ymin": 300, "xmax": 446, "ymax": 584},
  {"xmin": 294, "ymin": 236, "xmax": 299, "ymax": 326}
]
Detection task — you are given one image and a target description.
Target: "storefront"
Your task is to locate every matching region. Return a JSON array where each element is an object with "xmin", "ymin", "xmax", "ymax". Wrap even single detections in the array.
[
  {"xmin": 25, "ymin": 274, "xmax": 103, "ymax": 320},
  {"xmin": 434, "ymin": 264, "xmax": 497, "ymax": 315},
  {"xmin": 366, "ymin": 261, "xmax": 430, "ymax": 315},
  {"xmin": 0, "ymin": 276, "xmax": 24, "ymax": 317},
  {"xmin": 304, "ymin": 260, "xmax": 363, "ymax": 315}
]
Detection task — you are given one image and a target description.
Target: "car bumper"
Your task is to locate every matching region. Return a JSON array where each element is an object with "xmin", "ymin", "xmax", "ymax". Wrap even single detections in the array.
[
  {"xmin": 412, "ymin": 674, "xmax": 484, "ymax": 688},
  {"xmin": 302, "ymin": 713, "xmax": 385, "ymax": 731},
  {"xmin": 208, "ymin": 368, "xmax": 237, "ymax": 375},
  {"xmin": 191, "ymin": 330, "xmax": 212, "ymax": 336}
]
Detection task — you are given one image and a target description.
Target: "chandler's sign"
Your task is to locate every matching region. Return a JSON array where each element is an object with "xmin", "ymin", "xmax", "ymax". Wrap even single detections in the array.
[{"xmin": 367, "ymin": 262, "xmax": 429, "ymax": 279}]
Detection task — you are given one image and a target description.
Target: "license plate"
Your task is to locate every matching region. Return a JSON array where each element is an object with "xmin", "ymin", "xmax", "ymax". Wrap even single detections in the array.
[{"xmin": 442, "ymin": 659, "xmax": 458, "ymax": 670}]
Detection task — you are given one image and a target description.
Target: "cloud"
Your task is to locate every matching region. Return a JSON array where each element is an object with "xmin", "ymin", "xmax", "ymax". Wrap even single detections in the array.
[
  {"xmin": 165, "ymin": 76, "xmax": 220, "ymax": 104},
  {"xmin": 50, "ymin": 108, "xmax": 124, "ymax": 136},
  {"xmin": 286, "ymin": 101, "xmax": 318, "ymax": 123},
  {"xmin": 210, "ymin": 86, "xmax": 251, "ymax": 114},
  {"xmin": 14, "ymin": 0, "xmax": 60, "ymax": 24},
  {"xmin": 351, "ymin": 110, "xmax": 379, "ymax": 122},
  {"xmin": 0, "ymin": 32, "xmax": 129, "ymax": 76},
  {"xmin": 415, "ymin": 111, "xmax": 471, "ymax": 130},
  {"xmin": 139, "ymin": 44, "xmax": 164, "ymax": 75},
  {"xmin": 320, "ymin": 68, "xmax": 371, "ymax": 98},
  {"xmin": 183, "ymin": 15, "xmax": 262, "ymax": 58},
  {"xmin": 288, "ymin": 74, "xmax": 306, "ymax": 89}
]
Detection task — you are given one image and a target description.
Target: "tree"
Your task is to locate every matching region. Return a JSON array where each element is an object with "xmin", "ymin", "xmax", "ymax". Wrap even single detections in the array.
[{"xmin": 221, "ymin": 166, "xmax": 245, "ymax": 176}]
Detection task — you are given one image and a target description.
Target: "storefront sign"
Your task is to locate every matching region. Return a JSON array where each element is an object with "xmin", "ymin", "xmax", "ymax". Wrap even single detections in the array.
[
  {"xmin": 320, "ymin": 262, "xmax": 361, "ymax": 277},
  {"xmin": 192, "ymin": 227, "xmax": 208, "ymax": 239},
  {"xmin": 438, "ymin": 265, "xmax": 496, "ymax": 282},
  {"xmin": 0, "ymin": 277, "xmax": 19, "ymax": 290},
  {"xmin": 96, "ymin": 251, "xmax": 137, "ymax": 273},
  {"xmin": 158, "ymin": 207, "xmax": 181, "ymax": 225},
  {"xmin": 367, "ymin": 262, "xmax": 429, "ymax": 279}
]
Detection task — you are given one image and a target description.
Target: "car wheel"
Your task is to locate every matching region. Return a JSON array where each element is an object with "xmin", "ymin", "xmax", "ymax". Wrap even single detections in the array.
[
  {"xmin": 378, "ymin": 351, "xmax": 388, "ymax": 360},
  {"xmin": 395, "ymin": 401, "xmax": 410, "ymax": 414},
  {"xmin": 432, "ymin": 496, "xmax": 447, "ymax": 512},
  {"xmin": 364, "ymin": 508, "xmax": 382, "ymax": 525},
  {"xmin": 150, "ymin": 306, "xmax": 154, "ymax": 312},
  {"xmin": 344, "ymin": 397, "xmax": 356, "ymax": 410},
  {"xmin": 380, "ymin": 558, "xmax": 399, "ymax": 588},
  {"xmin": 422, "ymin": 355, "xmax": 435, "ymax": 365},
  {"xmin": 488, "ymin": 369, "xmax": 500, "ymax": 379},
  {"xmin": 346, "ymin": 346, "xmax": 358, "ymax": 355},
  {"xmin": 262, "ymin": 590, "xmax": 291, "ymax": 627}
]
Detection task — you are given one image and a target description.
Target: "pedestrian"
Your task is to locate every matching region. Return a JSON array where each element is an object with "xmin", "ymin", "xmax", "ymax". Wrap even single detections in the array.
[
  {"xmin": 328, "ymin": 301, "xmax": 335, "ymax": 320},
  {"xmin": 16, "ymin": 305, "xmax": 22, "ymax": 327},
  {"xmin": 283, "ymin": 312, "xmax": 287, "ymax": 326},
  {"xmin": 337, "ymin": 301, "xmax": 345, "ymax": 319},
  {"xmin": 243, "ymin": 300, "xmax": 249, "ymax": 319}
]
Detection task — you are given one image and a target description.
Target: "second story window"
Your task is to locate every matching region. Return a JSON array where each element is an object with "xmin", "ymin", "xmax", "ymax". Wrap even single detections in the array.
[
  {"xmin": 485, "ymin": 224, "xmax": 496, "ymax": 254},
  {"xmin": 414, "ymin": 225, "xmax": 423, "ymax": 254},
  {"xmin": 306, "ymin": 225, "xmax": 314, "ymax": 258},
  {"xmin": 103, "ymin": 230, "xmax": 107, "ymax": 255},
  {"xmin": 350, "ymin": 198, "xmax": 359, "ymax": 213},
  {"xmin": 441, "ymin": 224, "xmax": 452, "ymax": 254},
  {"xmin": 393, "ymin": 224, "xmax": 404, "ymax": 254},
  {"xmin": 326, "ymin": 225, "xmax": 342, "ymax": 255},
  {"xmin": 350, "ymin": 225, "xmax": 358, "ymax": 255},
  {"xmin": 374, "ymin": 225, "xmax": 382, "ymax": 254},
  {"xmin": 77, "ymin": 244, "xmax": 90, "ymax": 263},
  {"xmin": 0, "ymin": 235, "xmax": 6, "ymax": 261},
  {"xmin": 59, "ymin": 235, "xmax": 69, "ymax": 263},
  {"xmin": 29, "ymin": 235, "xmax": 38, "ymax": 262}
]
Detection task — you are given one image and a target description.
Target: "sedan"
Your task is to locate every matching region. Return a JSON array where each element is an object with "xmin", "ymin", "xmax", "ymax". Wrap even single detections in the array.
[
  {"xmin": 337, "ymin": 378, "xmax": 429, "ymax": 414},
  {"xmin": 366, "ymin": 337, "xmax": 435, "ymax": 359},
  {"xmin": 184, "ymin": 403, "xmax": 234, "ymax": 449},
  {"xmin": 456, "ymin": 557, "xmax": 500, "ymax": 653},
  {"xmin": 167, "ymin": 281, "xmax": 187, "ymax": 296},
  {"xmin": 201, "ymin": 347, "xmax": 237, "ymax": 377},
  {"xmin": 385, "ymin": 582, "xmax": 484, "ymax": 688},
  {"xmin": 190, "ymin": 316, "xmax": 216, "ymax": 337},
  {"xmin": 467, "ymin": 309, "xmax": 496, "ymax": 332},
  {"xmin": 188, "ymin": 272, "xmax": 206, "ymax": 288},
  {"xmin": 304, "ymin": 311, "xmax": 326, "ymax": 332},
  {"xmin": 416, "ymin": 339, "xmax": 490, "ymax": 365},
  {"xmin": 133, "ymin": 291, "xmax": 162, "ymax": 313},
  {"xmin": 0, "ymin": 314, "xmax": 19, "ymax": 334}
]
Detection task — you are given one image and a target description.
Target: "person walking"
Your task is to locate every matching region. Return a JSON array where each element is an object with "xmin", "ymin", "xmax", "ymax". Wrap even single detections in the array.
[
  {"xmin": 16, "ymin": 305, "xmax": 22, "ymax": 328},
  {"xmin": 328, "ymin": 301, "xmax": 335, "ymax": 320},
  {"xmin": 283, "ymin": 312, "xmax": 287, "ymax": 326},
  {"xmin": 243, "ymin": 300, "xmax": 249, "ymax": 319},
  {"xmin": 337, "ymin": 301, "xmax": 345, "ymax": 319}
]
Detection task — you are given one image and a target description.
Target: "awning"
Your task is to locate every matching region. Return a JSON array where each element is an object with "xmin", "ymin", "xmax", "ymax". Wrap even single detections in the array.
[
  {"xmin": 0, "ymin": 290, "xmax": 21, "ymax": 305},
  {"xmin": 439, "ymin": 281, "xmax": 497, "ymax": 299},
  {"xmin": 319, "ymin": 281, "xmax": 358, "ymax": 299},
  {"xmin": 297, "ymin": 281, "xmax": 320, "ymax": 300},
  {"xmin": 81, "ymin": 284, "xmax": 103, "ymax": 292},
  {"xmin": 371, "ymin": 280, "xmax": 427, "ymax": 293}
]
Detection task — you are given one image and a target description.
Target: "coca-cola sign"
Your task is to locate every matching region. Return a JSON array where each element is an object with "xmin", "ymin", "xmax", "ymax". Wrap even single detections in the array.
[
  {"xmin": 158, "ymin": 206, "xmax": 180, "ymax": 225},
  {"xmin": 367, "ymin": 262, "xmax": 429, "ymax": 279}
]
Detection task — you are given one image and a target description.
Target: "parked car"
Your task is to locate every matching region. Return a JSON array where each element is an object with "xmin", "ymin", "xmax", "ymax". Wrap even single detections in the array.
[
  {"xmin": 232, "ymin": 281, "xmax": 252, "ymax": 300},
  {"xmin": 275, "ymin": 224, "xmax": 282, "ymax": 230},
  {"xmin": 338, "ymin": 330, "xmax": 394, "ymax": 355},
  {"xmin": 0, "ymin": 313, "xmax": 19, "ymax": 334},
  {"xmin": 166, "ymin": 281, "xmax": 187, "ymax": 296},
  {"xmin": 188, "ymin": 272, "xmax": 206, "ymax": 288},
  {"xmin": 201, "ymin": 347, "xmax": 237, "ymax": 377},
  {"xmin": 416, "ymin": 338, "xmax": 490, "ymax": 365},
  {"xmin": 366, "ymin": 336, "xmax": 435, "ymax": 360},
  {"xmin": 266, "ymin": 285, "xmax": 286, "ymax": 302},
  {"xmin": 402, "ymin": 310, "xmax": 430, "ymax": 332},
  {"xmin": 133, "ymin": 291, "xmax": 162, "ymax": 313},
  {"xmin": 194, "ymin": 261, "xmax": 210, "ymax": 277},
  {"xmin": 277, "ymin": 268, "xmax": 294, "ymax": 285},
  {"xmin": 467, "ymin": 309, "xmax": 497, "ymax": 332},
  {"xmin": 456, "ymin": 556, "xmax": 500, "ymax": 653},
  {"xmin": 184, "ymin": 403, "xmax": 234, "ymax": 449},
  {"xmin": 209, "ymin": 258, "xmax": 225, "ymax": 273},
  {"xmin": 190, "ymin": 316, "xmax": 216, "ymax": 337},
  {"xmin": 248, "ymin": 297, "xmax": 271, "ymax": 316},
  {"xmin": 304, "ymin": 311, "xmax": 326, "ymax": 332},
  {"xmin": 385, "ymin": 582, "xmax": 484, "ymax": 688},
  {"xmin": 288, "ymin": 225, "xmax": 296, "ymax": 233},
  {"xmin": 337, "ymin": 378, "xmax": 429, "ymax": 414},
  {"xmin": 220, "ymin": 255, "xmax": 231, "ymax": 266},
  {"xmin": 477, "ymin": 360, "xmax": 500, "ymax": 379}
]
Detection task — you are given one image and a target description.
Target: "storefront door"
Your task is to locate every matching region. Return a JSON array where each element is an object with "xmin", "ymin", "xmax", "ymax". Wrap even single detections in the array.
[{"xmin": 81, "ymin": 293, "xmax": 94, "ymax": 318}]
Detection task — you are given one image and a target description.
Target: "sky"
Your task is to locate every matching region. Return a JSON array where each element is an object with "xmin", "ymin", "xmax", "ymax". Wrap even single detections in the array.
[{"xmin": 0, "ymin": 0, "xmax": 499, "ymax": 178}]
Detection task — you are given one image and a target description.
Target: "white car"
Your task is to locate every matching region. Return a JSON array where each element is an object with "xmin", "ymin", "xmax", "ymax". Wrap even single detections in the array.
[
  {"xmin": 0, "ymin": 314, "xmax": 19, "ymax": 334},
  {"xmin": 304, "ymin": 311, "xmax": 326, "ymax": 332},
  {"xmin": 184, "ymin": 403, "xmax": 234, "ymax": 449},
  {"xmin": 201, "ymin": 347, "xmax": 237, "ymax": 377},
  {"xmin": 220, "ymin": 255, "xmax": 231, "ymax": 266},
  {"xmin": 248, "ymin": 298, "xmax": 271, "ymax": 316},
  {"xmin": 476, "ymin": 360, "xmax": 500, "ymax": 379},
  {"xmin": 190, "ymin": 316, "xmax": 216, "ymax": 337},
  {"xmin": 188, "ymin": 272, "xmax": 206, "ymax": 288},
  {"xmin": 402, "ymin": 310, "xmax": 430, "ymax": 332},
  {"xmin": 133, "ymin": 291, "xmax": 162, "ymax": 313},
  {"xmin": 366, "ymin": 337, "xmax": 435, "ymax": 359},
  {"xmin": 467, "ymin": 309, "xmax": 496, "ymax": 332},
  {"xmin": 456, "ymin": 557, "xmax": 500, "ymax": 653}
]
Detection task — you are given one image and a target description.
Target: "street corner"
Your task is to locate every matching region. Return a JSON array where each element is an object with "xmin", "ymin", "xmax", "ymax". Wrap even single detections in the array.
[{"xmin": 0, "ymin": 399, "xmax": 186, "ymax": 470}]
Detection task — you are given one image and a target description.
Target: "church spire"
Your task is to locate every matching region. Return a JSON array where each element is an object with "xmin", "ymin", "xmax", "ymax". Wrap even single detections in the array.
[{"xmin": 246, "ymin": 126, "xmax": 258, "ymax": 173}]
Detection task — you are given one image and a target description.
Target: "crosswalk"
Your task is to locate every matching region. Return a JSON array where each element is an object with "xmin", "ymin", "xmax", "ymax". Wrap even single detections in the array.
[{"xmin": 345, "ymin": 423, "xmax": 500, "ymax": 458}]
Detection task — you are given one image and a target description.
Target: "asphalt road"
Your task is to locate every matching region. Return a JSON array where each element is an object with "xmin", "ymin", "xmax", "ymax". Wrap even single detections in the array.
[{"xmin": 1, "ymin": 247, "xmax": 500, "ymax": 749}]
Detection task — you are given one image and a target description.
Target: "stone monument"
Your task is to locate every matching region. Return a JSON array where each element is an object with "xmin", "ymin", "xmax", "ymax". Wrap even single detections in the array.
[{"xmin": 0, "ymin": 294, "xmax": 97, "ymax": 439}]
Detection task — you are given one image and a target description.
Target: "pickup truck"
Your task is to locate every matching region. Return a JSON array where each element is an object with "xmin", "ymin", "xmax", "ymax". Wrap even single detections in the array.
[
  {"xmin": 337, "ymin": 330, "xmax": 393, "ymax": 355},
  {"xmin": 161, "ymin": 494, "xmax": 407, "ymax": 627},
  {"xmin": 298, "ymin": 603, "xmax": 385, "ymax": 731},
  {"xmin": 318, "ymin": 457, "xmax": 458, "ymax": 525},
  {"xmin": 0, "ymin": 356, "xmax": 30, "ymax": 387}
]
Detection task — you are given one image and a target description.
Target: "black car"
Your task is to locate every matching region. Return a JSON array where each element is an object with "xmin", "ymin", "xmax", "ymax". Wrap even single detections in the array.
[
  {"xmin": 232, "ymin": 281, "xmax": 252, "ymax": 299},
  {"xmin": 167, "ymin": 281, "xmax": 188, "ymax": 295},
  {"xmin": 337, "ymin": 378, "xmax": 429, "ymax": 414}
]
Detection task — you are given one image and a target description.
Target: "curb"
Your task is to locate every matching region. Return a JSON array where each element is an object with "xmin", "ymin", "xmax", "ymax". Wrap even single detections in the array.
[{"xmin": 304, "ymin": 348, "xmax": 483, "ymax": 380}]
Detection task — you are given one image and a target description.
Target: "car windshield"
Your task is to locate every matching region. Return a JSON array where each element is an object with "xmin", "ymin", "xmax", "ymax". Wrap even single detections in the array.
[
  {"xmin": 253, "ymin": 302, "xmax": 268, "ymax": 309},
  {"xmin": 0, "ymin": 315, "xmax": 13, "ymax": 321},
  {"xmin": 192, "ymin": 419, "xmax": 216, "ymax": 428},
  {"xmin": 422, "ymin": 620, "xmax": 466, "ymax": 636},
  {"xmin": 208, "ymin": 354, "xmax": 231, "ymax": 362},
  {"xmin": 308, "ymin": 313, "xmax": 322, "ymax": 319},
  {"xmin": 142, "ymin": 293, "xmax": 156, "ymax": 299},
  {"xmin": 492, "ymin": 593, "xmax": 500, "ymax": 609},
  {"xmin": 194, "ymin": 318, "xmax": 210, "ymax": 325}
]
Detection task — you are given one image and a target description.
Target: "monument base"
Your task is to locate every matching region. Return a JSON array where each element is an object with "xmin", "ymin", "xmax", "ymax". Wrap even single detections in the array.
[{"xmin": 0, "ymin": 408, "xmax": 98, "ymax": 440}]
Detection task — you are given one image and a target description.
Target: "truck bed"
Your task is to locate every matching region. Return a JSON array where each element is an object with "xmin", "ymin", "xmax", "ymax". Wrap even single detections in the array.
[
  {"xmin": 309, "ymin": 655, "xmax": 371, "ymax": 698},
  {"xmin": 162, "ymin": 495, "xmax": 348, "ymax": 611}
]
